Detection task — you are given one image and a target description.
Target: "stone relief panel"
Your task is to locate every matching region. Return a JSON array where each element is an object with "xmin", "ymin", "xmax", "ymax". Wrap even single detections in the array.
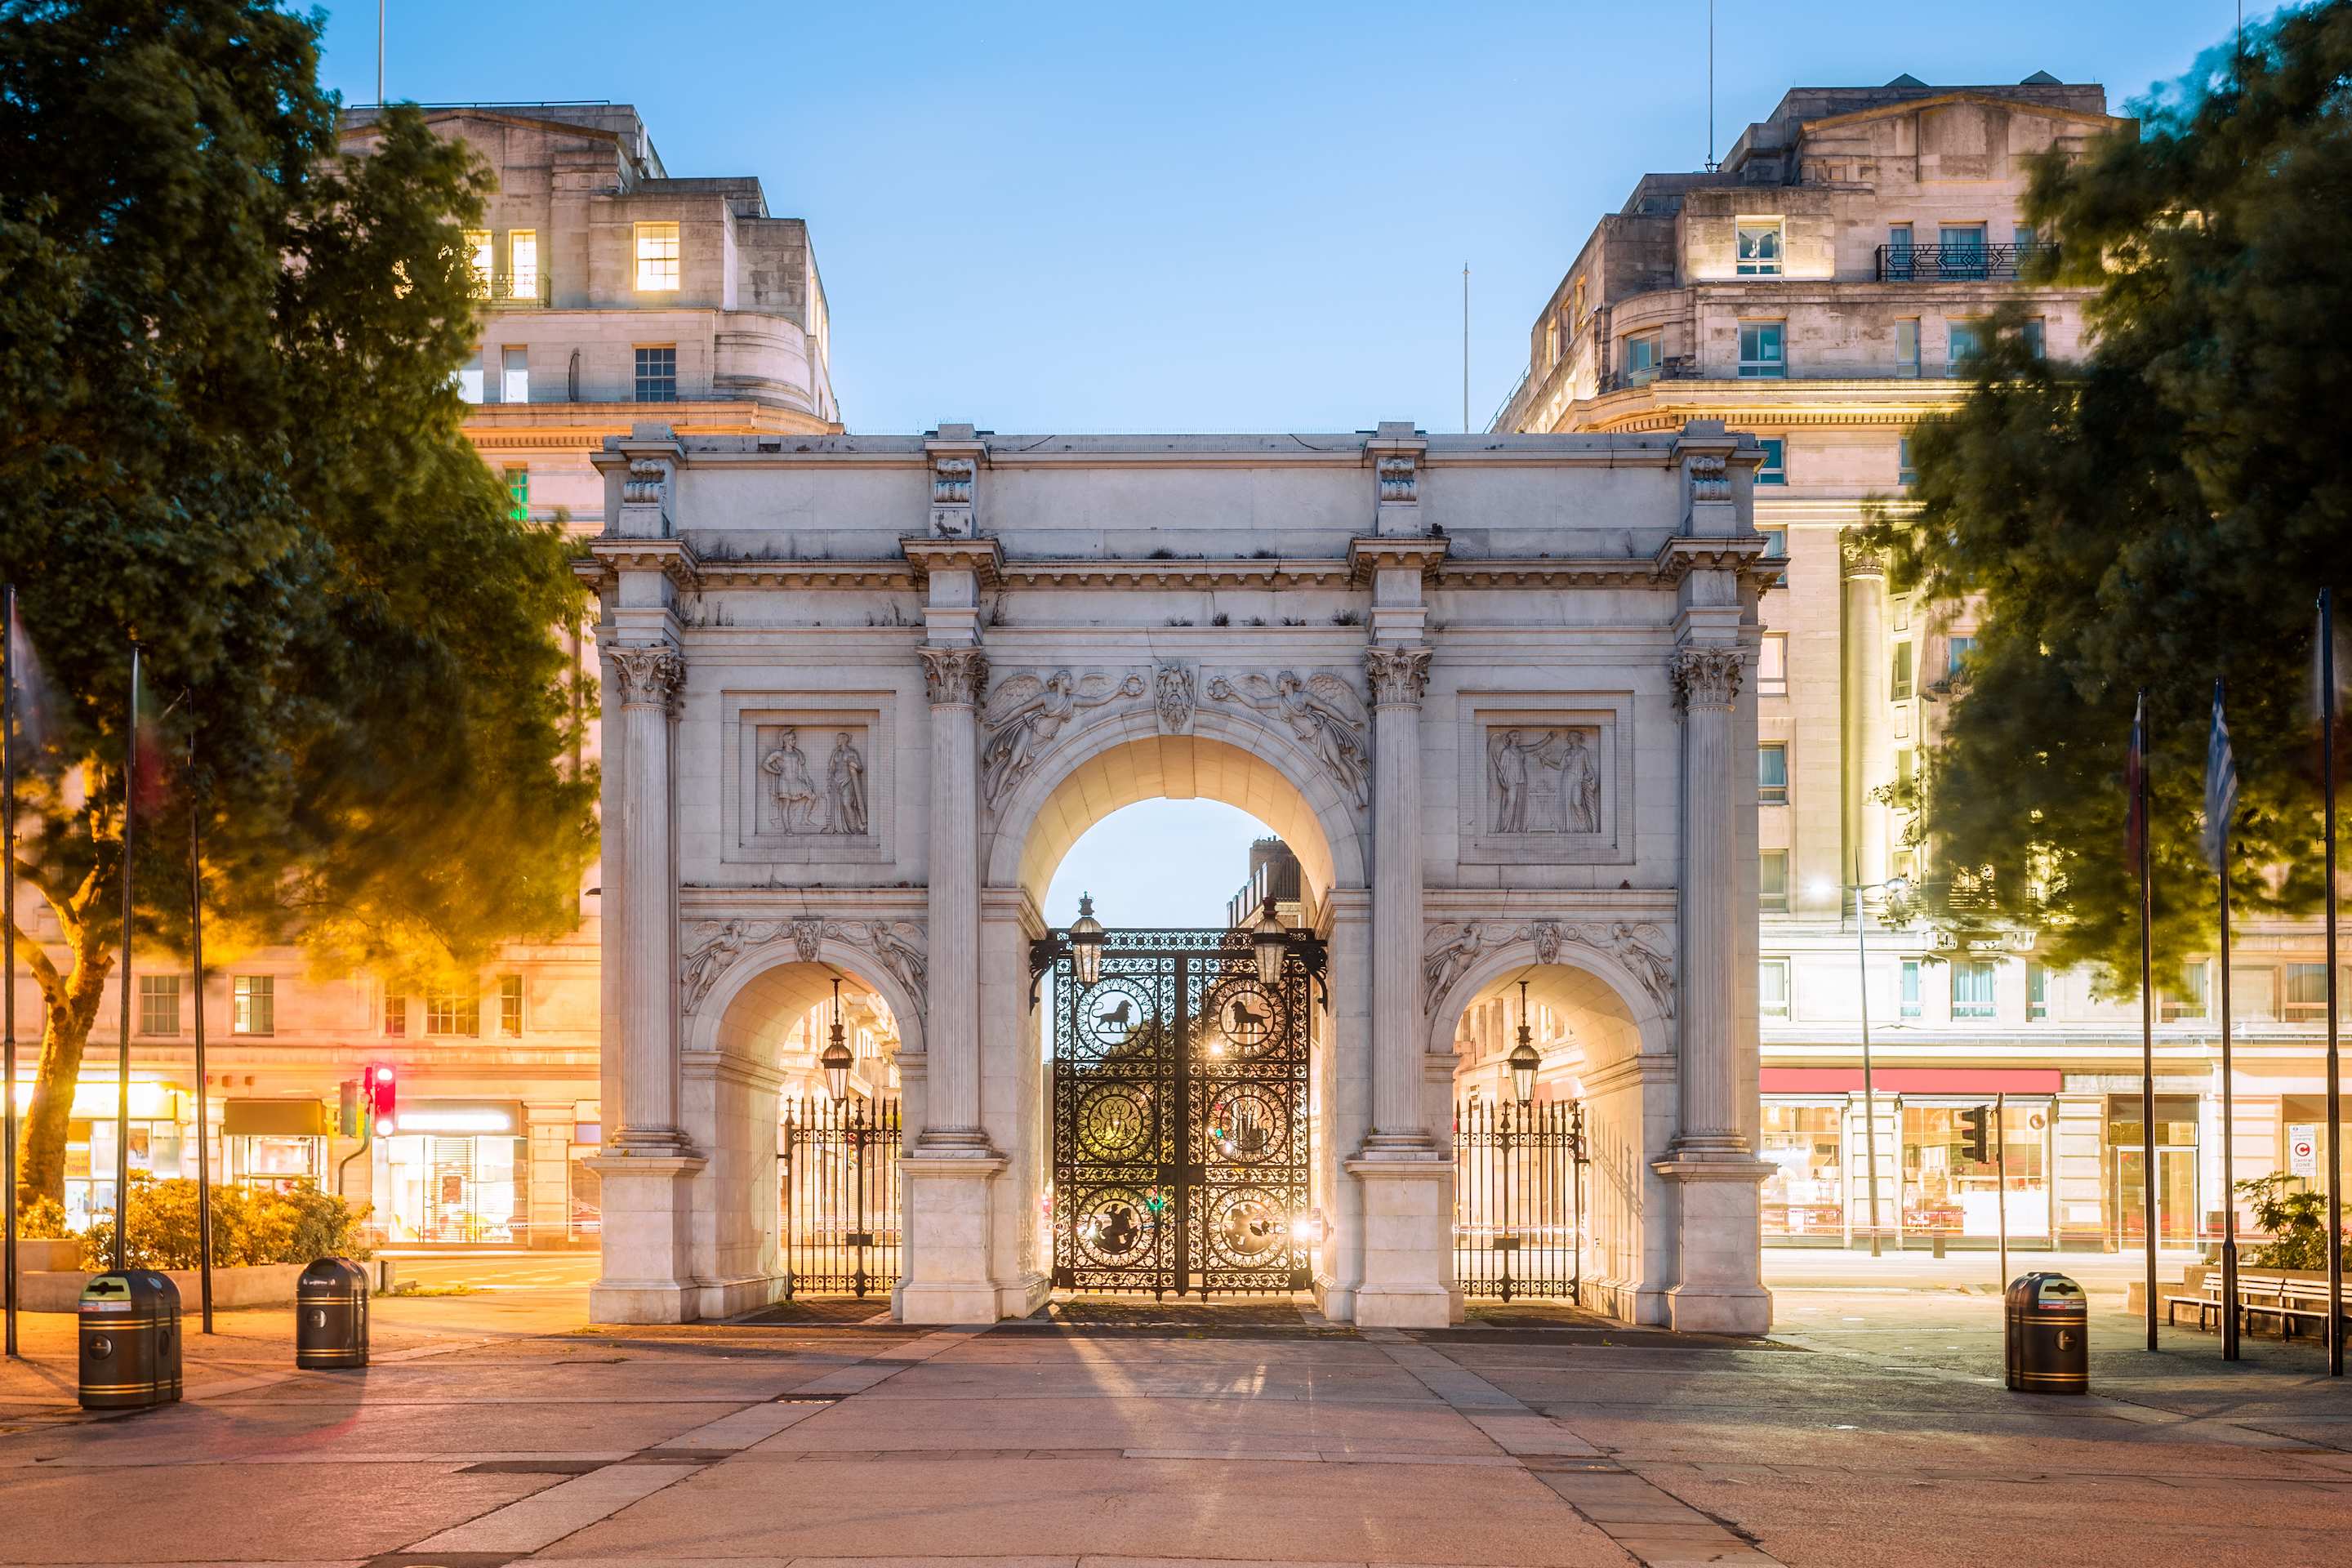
[
  {"xmin": 680, "ymin": 915, "xmax": 927, "ymax": 1022},
  {"xmin": 1422, "ymin": 918, "xmax": 1676, "ymax": 1023},
  {"xmin": 979, "ymin": 668, "xmax": 1147, "ymax": 808},
  {"xmin": 1205, "ymin": 669, "xmax": 1370, "ymax": 809},
  {"xmin": 722, "ymin": 694, "xmax": 893, "ymax": 866},
  {"xmin": 1457, "ymin": 696, "xmax": 1635, "ymax": 866}
]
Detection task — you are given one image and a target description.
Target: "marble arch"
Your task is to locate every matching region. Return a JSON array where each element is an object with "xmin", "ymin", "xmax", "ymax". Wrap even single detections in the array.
[{"xmin": 581, "ymin": 418, "xmax": 1781, "ymax": 1332}]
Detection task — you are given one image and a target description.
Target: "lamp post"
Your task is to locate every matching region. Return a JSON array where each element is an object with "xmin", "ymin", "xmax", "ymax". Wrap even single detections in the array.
[
  {"xmin": 820, "ymin": 976, "xmax": 853, "ymax": 1106},
  {"xmin": 1067, "ymin": 893, "xmax": 1105, "ymax": 987},
  {"xmin": 1508, "ymin": 978, "xmax": 1540, "ymax": 1107},
  {"xmin": 1823, "ymin": 873, "xmax": 1909, "ymax": 1258}
]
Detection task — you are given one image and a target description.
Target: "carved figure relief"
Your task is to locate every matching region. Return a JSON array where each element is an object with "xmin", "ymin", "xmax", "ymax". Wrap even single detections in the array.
[
  {"xmin": 1205, "ymin": 670, "xmax": 1370, "ymax": 808},
  {"xmin": 1422, "ymin": 918, "xmax": 1677, "ymax": 1021},
  {"xmin": 981, "ymin": 669, "xmax": 1146, "ymax": 805},
  {"xmin": 681, "ymin": 915, "xmax": 929, "ymax": 1019},
  {"xmin": 1486, "ymin": 726, "xmax": 1601, "ymax": 835},
  {"xmin": 1155, "ymin": 662, "xmax": 1196, "ymax": 735},
  {"xmin": 759, "ymin": 726, "xmax": 871, "ymax": 835}
]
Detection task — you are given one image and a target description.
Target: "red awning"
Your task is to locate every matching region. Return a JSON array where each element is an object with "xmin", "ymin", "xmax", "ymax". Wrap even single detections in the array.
[{"xmin": 1762, "ymin": 1067, "xmax": 2063, "ymax": 1095}]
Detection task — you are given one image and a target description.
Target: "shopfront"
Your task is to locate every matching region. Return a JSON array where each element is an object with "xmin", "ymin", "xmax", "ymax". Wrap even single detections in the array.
[
  {"xmin": 222, "ymin": 1098, "xmax": 329, "ymax": 1192},
  {"xmin": 2105, "ymin": 1093, "xmax": 2201, "ymax": 1248},
  {"xmin": 9, "ymin": 1080, "xmax": 187, "ymax": 1229},
  {"xmin": 1759, "ymin": 1100, "xmax": 1845, "ymax": 1241},
  {"xmin": 379, "ymin": 1100, "xmax": 527, "ymax": 1245}
]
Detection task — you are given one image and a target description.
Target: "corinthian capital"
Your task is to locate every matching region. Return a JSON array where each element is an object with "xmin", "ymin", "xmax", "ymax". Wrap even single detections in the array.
[
  {"xmin": 1839, "ymin": 532, "xmax": 1887, "ymax": 579},
  {"xmin": 1364, "ymin": 644, "xmax": 1432, "ymax": 708},
  {"xmin": 1669, "ymin": 646, "xmax": 1744, "ymax": 714},
  {"xmin": 604, "ymin": 642, "xmax": 686, "ymax": 715},
  {"xmin": 919, "ymin": 645, "xmax": 991, "ymax": 708}
]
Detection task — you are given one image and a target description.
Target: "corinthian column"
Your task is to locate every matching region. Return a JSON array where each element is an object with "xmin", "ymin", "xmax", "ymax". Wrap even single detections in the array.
[
  {"xmin": 605, "ymin": 641, "xmax": 688, "ymax": 1152},
  {"xmin": 1361, "ymin": 643, "xmax": 1435, "ymax": 1154},
  {"xmin": 1670, "ymin": 644, "xmax": 1746, "ymax": 1154},
  {"xmin": 915, "ymin": 644, "xmax": 991, "ymax": 1153}
]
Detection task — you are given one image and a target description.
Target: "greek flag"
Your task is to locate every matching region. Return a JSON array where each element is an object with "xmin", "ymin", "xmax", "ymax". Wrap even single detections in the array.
[{"xmin": 2203, "ymin": 680, "xmax": 2239, "ymax": 875}]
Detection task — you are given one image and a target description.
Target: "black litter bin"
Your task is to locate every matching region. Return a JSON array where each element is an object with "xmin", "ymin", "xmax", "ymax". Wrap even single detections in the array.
[
  {"xmin": 295, "ymin": 1258, "xmax": 371, "ymax": 1370},
  {"xmin": 2004, "ymin": 1271, "xmax": 2088, "ymax": 1394},
  {"xmin": 78, "ymin": 1271, "xmax": 183, "ymax": 1410}
]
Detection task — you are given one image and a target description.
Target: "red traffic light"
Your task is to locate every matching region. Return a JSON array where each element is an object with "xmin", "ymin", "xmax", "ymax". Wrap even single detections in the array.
[{"xmin": 368, "ymin": 1063, "xmax": 397, "ymax": 1130}]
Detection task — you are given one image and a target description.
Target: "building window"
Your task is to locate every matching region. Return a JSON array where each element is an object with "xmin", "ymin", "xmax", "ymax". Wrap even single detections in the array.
[
  {"xmin": 1738, "ymin": 320, "xmax": 1785, "ymax": 378},
  {"xmin": 1759, "ymin": 742, "xmax": 1788, "ymax": 804},
  {"xmin": 504, "ymin": 466, "xmax": 529, "ymax": 523},
  {"xmin": 1891, "ymin": 641, "xmax": 1913, "ymax": 701},
  {"xmin": 2286, "ymin": 963, "xmax": 2337, "ymax": 1021},
  {"xmin": 1757, "ymin": 437, "xmax": 1786, "ymax": 485},
  {"xmin": 499, "ymin": 975, "xmax": 526, "ymax": 1037},
  {"xmin": 1759, "ymin": 527, "xmax": 1786, "ymax": 559},
  {"xmin": 138, "ymin": 974, "xmax": 180, "ymax": 1036},
  {"xmin": 2161, "ymin": 962, "xmax": 2210, "ymax": 1022},
  {"xmin": 458, "ymin": 349, "xmax": 484, "ymax": 404},
  {"xmin": 1760, "ymin": 960, "xmax": 1791, "ymax": 1019},
  {"xmin": 1895, "ymin": 318, "xmax": 1921, "ymax": 378},
  {"xmin": 384, "ymin": 993, "xmax": 408, "ymax": 1037},
  {"xmin": 1761, "ymin": 850, "xmax": 1789, "ymax": 911},
  {"xmin": 501, "ymin": 345, "xmax": 528, "ymax": 404},
  {"xmin": 635, "ymin": 345, "xmax": 678, "ymax": 403},
  {"xmin": 1544, "ymin": 316, "xmax": 1560, "ymax": 368},
  {"xmin": 1900, "ymin": 960, "xmax": 1922, "ymax": 1019},
  {"xmin": 1624, "ymin": 331, "xmax": 1662, "ymax": 384},
  {"xmin": 1886, "ymin": 223, "xmax": 1914, "ymax": 278},
  {"xmin": 464, "ymin": 229, "xmax": 492, "ymax": 296},
  {"xmin": 2021, "ymin": 317, "xmax": 2047, "ymax": 359},
  {"xmin": 1939, "ymin": 223, "xmax": 1988, "ymax": 279},
  {"xmin": 1759, "ymin": 632, "xmax": 1788, "ymax": 696},
  {"xmin": 635, "ymin": 221, "xmax": 680, "ymax": 291},
  {"xmin": 232, "ymin": 976, "xmax": 274, "ymax": 1036},
  {"xmin": 1947, "ymin": 319, "xmax": 1985, "ymax": 376},
  {"xmin": 2027, "ymin": 961, "xmax": 2049, "ymax": 1021},
  {"xmin": 1735, "ymin": 220, "xmax": 1784, "ymax": 275},
  {"xmin": 507, "ymin": 229, "xmax": 538, "ymax": 298},
  {"xmin": 1946, "ymin": 635, "xmax": 1976, "ymax": 676},
  {"xmin": 2230, "ymin": 965, "xmax": 2278, "ymax": 1023},
  {"xmin": 1572, "ymin": 276, "xmax": 1587, "ymax": 322},
  {"xmin": 425, "ymin": 986, "xmax": 480, "ymax": 1038},
  {"xmin": 1952, "ymin": 960, "xmax": 1998, "ymax": 1019},
  {"xmin": 1898, "ymin": 435, "xmax": 1917, "ymax": 486}
]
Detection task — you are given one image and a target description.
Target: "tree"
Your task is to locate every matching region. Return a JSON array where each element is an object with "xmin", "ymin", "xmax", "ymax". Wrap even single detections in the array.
[
  {"xmin": 1866, "ymin": 2, "xmax": 2352, "ymax": 986},
  {"xmin": 0, "ymin": 0, "xmax": 597, "ymax": 1205}
]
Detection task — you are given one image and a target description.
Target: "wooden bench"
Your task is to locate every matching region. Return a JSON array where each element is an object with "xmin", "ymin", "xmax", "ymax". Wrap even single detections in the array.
[{"xmin": 2164, "ymin": 1272, "xmax": 2350, "ymax": 1339}]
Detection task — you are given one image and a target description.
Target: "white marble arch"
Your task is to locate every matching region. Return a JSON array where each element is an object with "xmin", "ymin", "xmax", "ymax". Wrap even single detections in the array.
[
  {"xmin": 672, "ymin": 941, "xmax": 925, "ymax": 1320},
  {"xmin": 970, "ymin": 707, "xmax": 1368, "ymax": 1319},
  {"xmin": 1424, "ymin": 940, "xmax": 1685, "ymax": 1326}
]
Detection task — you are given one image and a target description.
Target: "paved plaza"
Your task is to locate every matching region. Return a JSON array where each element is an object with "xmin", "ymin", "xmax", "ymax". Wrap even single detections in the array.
[{"xmin": 2, "ymin": 1263, "xmax": 2347, "ymax": 1568}]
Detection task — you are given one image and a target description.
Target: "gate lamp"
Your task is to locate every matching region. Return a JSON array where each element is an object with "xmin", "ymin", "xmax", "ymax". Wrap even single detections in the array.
[
  {"xmin": 821, "ymin": 976, "xmax": 853, "ymax": 1105},
  {"xmin": 1508, "ymin": 978, "xmax": 1540, "ymax": 1107},
  {"xmin": 1068, "ymin": 893, "xmax": 1106, "ymax": 987},
  {"xmin": 1250, "ymin": 897, "xmax": 1289, "ymax": 986}
]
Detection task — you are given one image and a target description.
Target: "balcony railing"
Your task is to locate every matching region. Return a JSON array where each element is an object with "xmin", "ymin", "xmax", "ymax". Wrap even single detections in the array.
[
  {"xmin": 474, "ymin": 271, "xmax": 550, "ymax": 309},
  {"xmin": 1874, "ymin": 242, "xmax": 2058, "ymax": 283},
  {"xmin": 1600, "ymin": 356, "xmax": 1702, "ymax": 394}
]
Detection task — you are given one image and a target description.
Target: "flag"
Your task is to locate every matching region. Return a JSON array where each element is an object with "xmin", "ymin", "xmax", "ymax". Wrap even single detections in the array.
[
  {"xmin": 2204, "ymin": 679, "xmax": 2240, "ymax": 875},
  {"xmin": 2125, "ymin": 692, "xmax": 2147, "ymax": 869},
  {"xmin": 3, "ymin": 590, "xmax": 56, "ymax": 761}
]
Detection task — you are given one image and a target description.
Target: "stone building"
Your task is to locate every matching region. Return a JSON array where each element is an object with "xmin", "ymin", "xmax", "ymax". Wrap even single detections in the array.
[
  {"xmin": 1493, "ymin": 75, "xmax": 2348, "ymax": 1254},
  {"xmin": 5, "ymin": 105, "xmax": 848, "ymax": 1250},
  {"xmin": 583, "ymin": 418, "xmax": 1781, "ymax": 1328}
]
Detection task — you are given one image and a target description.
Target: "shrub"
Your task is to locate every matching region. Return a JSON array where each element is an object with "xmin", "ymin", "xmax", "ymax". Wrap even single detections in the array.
[
  {"xmin": 2238, "ymin": 1172, "xmax": 2350, "ymax": 1271},
  {"xmin": 14, "ymin": 1193, "xmax": 70, "ymax": 1239},
  {"xmin": 80, "ymin": 1174, "xmax": 372, "ymax": 1270}
]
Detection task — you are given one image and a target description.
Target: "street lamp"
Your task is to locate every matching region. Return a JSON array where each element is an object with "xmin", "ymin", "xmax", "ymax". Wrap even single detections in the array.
[
  {"xmin": 1067, "ymin": 893, "xmax": 1106, "ymax": 987},
  {"xmin": 1827, "ymin": 872, "xmax": 1909, "ymax": 1258},
  {"xmin": 1250, "ymin": 897, "xmax": 1290, "ymax": 986},
  {"xmin": 820, "ymin": 975, "xmax": 853, "ymax": 1105},
  {"xmin": 1508, "ymin": 978, "xmax": 1541, "ymax": 1107}
]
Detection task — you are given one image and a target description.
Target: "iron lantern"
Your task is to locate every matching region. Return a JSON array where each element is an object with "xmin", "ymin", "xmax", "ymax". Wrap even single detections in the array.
[
  {"xmin": 1508, "ymin": 978, "xmax": 1540, "ymax": 1106},
  {"xmin": 1250, "ymin": 897, "xmax": 1289, "ymax": 986},
  {"xmin": 1068, "ymin": 893, "xmax": 1106, "ymax": 987},
  {"xmin": 821, "ymin": 976, "xmax": 853, "ymax": 1104}
]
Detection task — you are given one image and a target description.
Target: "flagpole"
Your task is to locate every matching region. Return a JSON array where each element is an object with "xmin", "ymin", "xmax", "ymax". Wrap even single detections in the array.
[
  {"xmin": 3, "ymin": 586, "xmax": 17, "ymax": 1359},
  {"xmin": 2216, "ymin": 677, "xmax": 2239, "ymax": 1361},
  {"xmin": 2137, "ymin": 691, "xmax": 2157, "ymax": 1352},
  {"xmin": 113, "ymin": 647, "xmax": 142, "ymax": 1274},
  {"xmin": 189, "ymin": 728, "xmax": 212, "ymax": 1333},
  {"xmin": 2322, "ymin": 588, "xmax": 2342, "ymax": 1378}
]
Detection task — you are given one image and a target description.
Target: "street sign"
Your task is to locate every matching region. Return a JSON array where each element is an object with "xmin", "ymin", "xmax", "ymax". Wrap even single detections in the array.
[{"xmin": 2287, "ymin": 1122, "xmax": 2319, "ymax": 1183}]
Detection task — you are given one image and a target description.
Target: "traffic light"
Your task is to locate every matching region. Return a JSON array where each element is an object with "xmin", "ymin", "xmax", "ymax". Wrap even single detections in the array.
[
  {"xmin": 336, "ymin": 1079, "xmax": 361, "ymax": 1138},
  {"xmin": 1958, "ymin": 1104, "xmax": 1990, "ymax": 1163},
  {"xmin": 368, "ymin": 1062, "xmax": 397, "ymax": 1134}
]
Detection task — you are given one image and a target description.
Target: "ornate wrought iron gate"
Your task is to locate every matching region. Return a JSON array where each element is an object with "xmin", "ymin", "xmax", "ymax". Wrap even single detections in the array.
[
  {"xmin": 782, "ymin": 1096, "xmax": 901, "ymax": 1298},
  {"xmin": 1453, "ymin": 1098, "xmax": 1587, "ymax": 1302},
  {"xmin": 1052, "ymin": 930, "xmax": 1311, "ymax": 1296}
]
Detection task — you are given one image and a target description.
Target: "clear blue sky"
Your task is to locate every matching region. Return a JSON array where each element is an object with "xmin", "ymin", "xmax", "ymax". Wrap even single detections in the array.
[{"xmin": 319, "ymin": 0, "xmax": 2254, "ymax": 437}]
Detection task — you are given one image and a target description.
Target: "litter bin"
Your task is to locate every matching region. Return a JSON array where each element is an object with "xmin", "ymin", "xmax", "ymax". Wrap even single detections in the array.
[
  {"xmin": 295, "ymin": 1257, "xmax": 372, "ymax": 1370},
  {"xmin": 78, "ymin": 1271, "xmax": 183, "ymax": 1411},
  {"xmin": 2004, "ymin": 1271, "xmax": 2088, "ymax": 1394}
]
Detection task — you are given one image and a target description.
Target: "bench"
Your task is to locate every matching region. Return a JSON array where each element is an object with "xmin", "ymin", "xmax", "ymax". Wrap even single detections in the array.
[{"xmin": 2164, "ymin": 1272, "xmax": 2350, "ymax": 1339}]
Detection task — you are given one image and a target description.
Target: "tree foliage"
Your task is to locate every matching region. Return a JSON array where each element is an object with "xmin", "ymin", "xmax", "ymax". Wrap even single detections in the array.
[
  {"xmin": 1865, "ymin": 2, "xmax": 2352, "ymax": 986},
  {"xmin": 0, "ymin": 0, "xmax": 597, "ymax": 1202}
]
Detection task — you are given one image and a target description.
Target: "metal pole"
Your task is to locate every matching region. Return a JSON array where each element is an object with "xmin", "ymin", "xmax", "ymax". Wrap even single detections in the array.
[
  {"xmin": 1571, "ymin": 1101, "xmax": 1584, "ymax": 1305},
  {"xmin": 189, "ymin": 732, "xmax": 212, "ymax": 1332},
  {"xmin": 2220, "ymin": 786, "xmax": 2239, "ymax": 1361},
  {"xmin": 114, "ymin": 646, "xmax": 139, "ymax": 1273},
  {"xmin": 2322, "ymin": 588, "xmax": 2341, "ymax": 1376},
  {"xmin": 1996, "ymin": 1093, "xmax": 2009, "ymax": 1293},
  {"xmin": 376, "ymin": 0, "xmax": 385, "ymax": 105},
  {"xmin": 1461, "ymin": 263, "xmax": 1470, "ymax": 436},
  {"xmin": 3, "ymin": 586, "xmax": 17, "ymax": 1357},
  {"xmin": 1856, "ymin": 880, "xmax": 1882, "ymax": 1257},
  {"xmin": 2140, "ymin": 690, "xmax": 2158, "ymax": 1352}
]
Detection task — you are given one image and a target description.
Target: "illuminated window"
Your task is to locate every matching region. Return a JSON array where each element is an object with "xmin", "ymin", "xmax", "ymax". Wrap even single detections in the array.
[
  {"xmin": 465, "ymin": 229, "xmax": 492, "ymax": 296},
  {"xmin": 383, "ymin": 994, "xmax": 408, "ymax": 1037},
  {"xmin": 504, "ymin": 466, "xmax": 529, "ymax": 522},
  {"xmin": 507, "ymin": 229, "xmax": 538, "ymax": 297},
  {"xmin": 1735, "ymin": 220, "xmax": 1784, "ymax": 275},
  {"xmin": 1758, "ymin": 631, "xmax": 1788, "ymax": 696},
  {"xmin": 138, "ymin": 974, "xmax": 180, "ymax": 1036},
  {"xmin": 233, "ymin": 976, "xmax": 274, "ymax": 1036},
  {"xmin": 635, "ymin": 221, "xmax": 680, "ymax": 291},
  {"xmin": 425, "ymin": 986, "xmax": 480, "ymax": 1038},
  {"xmin": 499, "ymin": 975, "xmax": 526, "ymax": 1037}
]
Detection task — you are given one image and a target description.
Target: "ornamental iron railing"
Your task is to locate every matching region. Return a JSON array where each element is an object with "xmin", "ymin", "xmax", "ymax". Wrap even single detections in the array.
[
  {"xmin": 781, "ymin": 1095, "xmax": 901, "ymax": 1298},
  {"xmin": 1453, "ymin": 1098, "xmax": 1588, "ymax": 1302},
  {"xmin": 1874, "ymin": 242, "xmax": 2057, "ymax": 283}
]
